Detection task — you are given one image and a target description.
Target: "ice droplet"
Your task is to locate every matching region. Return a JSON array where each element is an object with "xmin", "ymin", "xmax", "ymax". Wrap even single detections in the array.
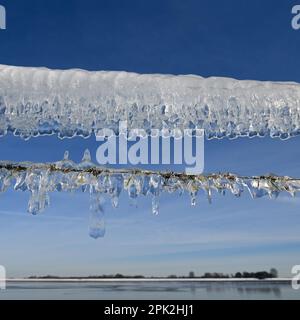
[
  {"xmin": 63, "ymin": 151, "xmax": 69, "ymax": 160},
  {"xmin": 78, "ymin": 149, "xmax": 95, "ymax": 169},
  {"xmin": 55, "ymin": 151, "xmax": 76, "ymax": 169}
]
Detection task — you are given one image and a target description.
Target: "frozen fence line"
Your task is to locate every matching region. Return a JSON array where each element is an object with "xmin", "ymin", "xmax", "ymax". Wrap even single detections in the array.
[
  {"xmin": 1, "ymin": 64, "xmax": 300, "ymax": 140},
  {"xmin": 0, "ymin": 150, "xmax": 299, "ymax": 238}
]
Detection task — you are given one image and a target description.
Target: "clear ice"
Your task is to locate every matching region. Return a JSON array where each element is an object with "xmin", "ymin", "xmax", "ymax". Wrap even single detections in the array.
[
  {"xmin": 89, "ymin": 189, "xmax": 105, "ymax": 239},
  {"xmin": 1, "ymin": 64, "xmax": 300, "ymax": 140},
  {"xmin": 1, "ymin": 64, "xmax": 300, "ymax": 238},
  {"xmin": 0, "ymin": 150, "xmax": 300, "ymax": 238}
]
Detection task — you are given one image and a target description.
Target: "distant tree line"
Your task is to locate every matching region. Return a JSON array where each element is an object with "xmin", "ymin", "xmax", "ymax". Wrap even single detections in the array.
[
  {"xmin": 187, "ymin": 268, "xmax": 278, "ymax": 280},
  {"xmin": 28, "ymin": 268, "xmax": 278, "ymax": 280},
  {"xmin": 28, "ymin": 274, "xmax": 145, "ymax": 279}
]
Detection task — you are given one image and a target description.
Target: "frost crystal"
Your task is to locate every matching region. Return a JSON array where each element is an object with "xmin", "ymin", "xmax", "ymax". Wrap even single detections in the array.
[
  {"xmin": 1, "ymin": 64, "xmax": 300, "ymax": 140},
  {"xmin": 0, "ymin": 151, "xmax": 300, "ymax": 238}
]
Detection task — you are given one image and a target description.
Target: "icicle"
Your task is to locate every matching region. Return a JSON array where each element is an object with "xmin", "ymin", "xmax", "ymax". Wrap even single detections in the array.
[
  {"xmin": 190, "ymin": 191, "xmax": 197, "ymax": 206},
  {"xmin": 187, "ymin": 180, "xmax": 199, "ymax": 207},
  {"xmin": 243, "ymin": 179, "xmax": 268, "ymax": 199},
  {"xmin": 282, "ymin": 179, "xmax": 300, "ymax": 196},
  {"xmin": 207, "ymin": 188, "xmax": 212, "ymax": 204},
  {"xmin": 89, "ymin": 189, "xmax": 105, "ymax": 239},
  {"xmin": 2, "ymin": 64, "xmax": 300, "ymax": 140},
  {"xmin": 229, "ymin": 179, "xmax": 243, "ymax": 197},
  {"xmin": 1, "ymin": 155, "xmax": 300, "ymax": 237},
  {"xmin": 26, "ymin": 170, "xmax": 50, "ymax": 215},
  {"xmin": 149, "ymin": 175, "xmax": 161, "ymax": 215},
  {"xmin": 0, "ymin": 168, "xmax": 11, "ymax": 192},
  {"xmin": 152, "ymin": 195, "xmax": 159, "ymax": 216},
  {"xmin": 109, "ymin": 175, "xmax": 123, "ymax": 208},
  {"xmin": 141, "ymin": 175, "xmax": 150, "ymax": 196},
  {"xmin": 14, "ymin": 172, "xmax": 28, "ymax": 191},
  {"xmin": 28, "ymin": 190, "xmax": 50, "ymax": 215}
]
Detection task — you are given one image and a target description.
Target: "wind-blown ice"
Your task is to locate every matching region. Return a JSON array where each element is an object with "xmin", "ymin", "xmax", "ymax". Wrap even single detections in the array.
[
  {"xmin": 1, "ymin": 150, "xmax": 300, "ymax": 238},
  {"xmin": 1, "ymin": 64, "xmax": 300, "ymax": 139}
]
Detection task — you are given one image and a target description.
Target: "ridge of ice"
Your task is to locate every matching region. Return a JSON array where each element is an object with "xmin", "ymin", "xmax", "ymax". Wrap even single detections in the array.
[{"xmin": 1, "ymin": 64, "xmax": 300, "ymax": 139}]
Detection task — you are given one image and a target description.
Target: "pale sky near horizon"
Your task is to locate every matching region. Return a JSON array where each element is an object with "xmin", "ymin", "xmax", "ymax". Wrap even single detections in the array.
[{"xmin": 0, "ymin": 0, "xmax": 300, "ymax": 278}]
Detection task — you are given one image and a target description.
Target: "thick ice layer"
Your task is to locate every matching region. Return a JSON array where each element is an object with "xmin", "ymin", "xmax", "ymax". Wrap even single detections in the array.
[
  {"xmin": 1, "ymin": 150, "xmax": 300, "ymax": 238},
  {"xmin": 1, "ymin": 64, "xmax": 300, "ymax": 139}
]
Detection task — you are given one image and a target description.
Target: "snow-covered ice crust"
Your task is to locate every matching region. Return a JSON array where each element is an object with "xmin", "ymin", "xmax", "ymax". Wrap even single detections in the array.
[{"xmin": 0, "ymin": 64, "xmax": 300, "ymax": 139}]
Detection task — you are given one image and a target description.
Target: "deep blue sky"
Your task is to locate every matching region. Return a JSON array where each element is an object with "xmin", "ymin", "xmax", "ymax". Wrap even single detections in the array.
[
  {"xmin": 0, "ymin": 0, "xmax": 300, "ymax": 278},
  {"xmin": 1, "ymin": 0, "xmax": 300, "ymax": 81}
]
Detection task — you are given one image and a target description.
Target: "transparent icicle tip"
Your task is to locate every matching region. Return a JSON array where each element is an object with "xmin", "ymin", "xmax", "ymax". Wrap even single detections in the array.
[{"xmin": 0, "ymin": 149, "xmax": 300, "ymax": 238}]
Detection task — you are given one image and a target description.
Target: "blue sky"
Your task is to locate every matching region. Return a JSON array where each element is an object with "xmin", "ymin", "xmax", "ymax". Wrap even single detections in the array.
[{"xmin": 0, "ymin": 0, "xmax": 300, "ymax": 278}]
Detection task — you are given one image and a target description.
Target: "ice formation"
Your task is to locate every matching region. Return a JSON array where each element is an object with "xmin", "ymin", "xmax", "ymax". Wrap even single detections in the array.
[
  {"xmin": 1, "ymin": 64, "xmax": 300, "ymax": 140},
  {"xmin": 1, "ymin": 150, "xmax": 300, "ymax": 238},
  {"xmin": 1, "ymin": 65, "xmax": 300, "ymax": 238}
]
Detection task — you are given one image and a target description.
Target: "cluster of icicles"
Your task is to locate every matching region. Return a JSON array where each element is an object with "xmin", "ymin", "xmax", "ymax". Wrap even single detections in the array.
[
  {"xmin": 1, "ymin": 64, "xmax": 300, "ymax": 140},
  {"xmin": 1, "ymin": 149, "xmax": 300, "ymax": 238}
]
